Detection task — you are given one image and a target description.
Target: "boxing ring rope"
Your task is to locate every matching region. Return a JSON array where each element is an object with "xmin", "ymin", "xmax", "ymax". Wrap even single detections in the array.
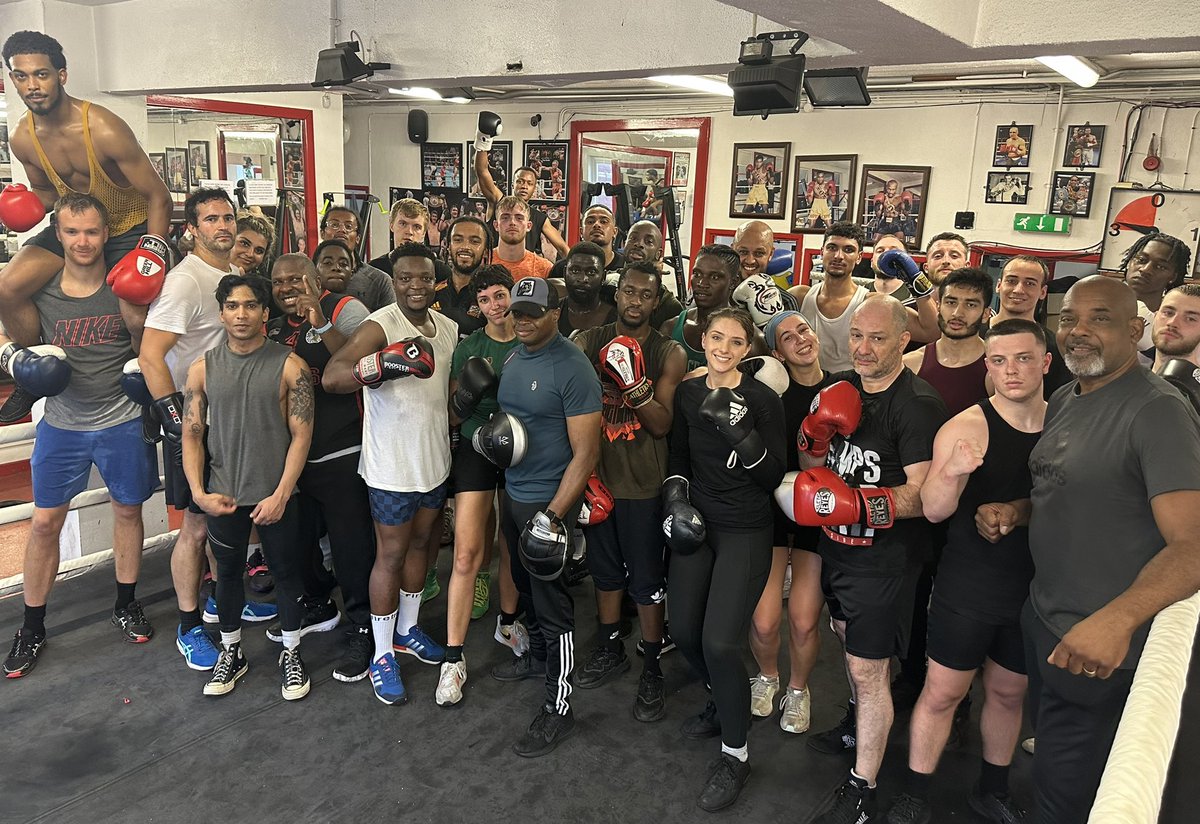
[{"xmin": 1088, "ymin": 591, "xmax": 1200, "ymax": 823}]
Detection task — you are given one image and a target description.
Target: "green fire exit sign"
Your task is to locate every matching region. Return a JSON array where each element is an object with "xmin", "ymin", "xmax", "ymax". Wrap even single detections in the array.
[{"xmin": 1013, "ymin": 214, "xmax": 1071, "ymax": 234}]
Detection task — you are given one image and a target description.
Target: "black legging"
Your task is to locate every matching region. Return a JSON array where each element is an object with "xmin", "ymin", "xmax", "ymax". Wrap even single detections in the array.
[
  {"xmin": 208, "ymin": 498, "xmax": 304, "ymax": 634},
  {"xmin": 668, "ymin": 524, "xmax": 773, "ymax": 749}
]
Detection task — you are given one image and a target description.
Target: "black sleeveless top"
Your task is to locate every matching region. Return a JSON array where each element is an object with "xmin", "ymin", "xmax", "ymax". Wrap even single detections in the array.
[
  {"xmin": 937, "ymin": 400, "xmax": 1039, "ymax": 622},
  {"xmin": 525, "ymin": 207, "xmax": 549, "ymax": 252}
]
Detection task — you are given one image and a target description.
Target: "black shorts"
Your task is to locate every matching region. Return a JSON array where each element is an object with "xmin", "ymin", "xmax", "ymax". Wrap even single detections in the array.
[
  {"xmin": 24, "ymin": 220, "xmax": 146, "ymax": 269},
  {"xmin": 772, "ymin": 501, "xmax": 821, "ymax": 552},
  {"xmin": 926, "ymin": 594, "xmax": 1027, "ymax": 674},
  {"xmin": 822, "ymin": 564, "xmax": 921, "ymax": 660},
  {"xmin": 163, "ymin": 438, "xmax": 205, "ymax": 515},
  {"xmin": 451, "ymin": 438, "xmax": 504, "ymax": 494},
  {"xmin": 585, "ymin": 496, "xmax": 666, "ymax": 606}
]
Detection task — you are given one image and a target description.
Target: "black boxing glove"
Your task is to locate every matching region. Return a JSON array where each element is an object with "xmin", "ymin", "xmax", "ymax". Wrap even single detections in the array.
[
  {"xmin": 1157, "ymin": 358, "xmax": 1200, "ymax": 415},
  {"xmin": 451, "ymin": 356, "xmax": 497, "ymax": 420},
  {"xmin": 698, "ymin": 386, "xmax": 767, "ymax": 468},
  {"xmin": 151, "ymin": 392, "xmax": 185, "ymax": 444},
  {"xmin": 661, "ymin": 475, "xmax": 706, "ymax": 555}
]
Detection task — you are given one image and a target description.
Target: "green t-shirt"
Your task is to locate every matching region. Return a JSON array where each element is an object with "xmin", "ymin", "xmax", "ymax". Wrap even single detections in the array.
[{"xmin": 451, "ymin": 328, "xmax": 520, "ymax": 439}]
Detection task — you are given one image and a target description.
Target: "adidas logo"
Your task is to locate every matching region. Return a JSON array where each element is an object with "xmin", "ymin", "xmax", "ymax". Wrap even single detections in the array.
[{"xmin": 728, "ymin": 401, "xmax": 747, "ymax": 426}]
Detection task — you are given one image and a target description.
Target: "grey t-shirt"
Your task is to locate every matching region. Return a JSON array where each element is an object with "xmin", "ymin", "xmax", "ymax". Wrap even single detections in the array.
[
  {"xmin": 1028, "ymin": 366, "xmax": 1200, "ymax": 668},
  {"xmin": 346, "ymin": 263, "xmax": 396, "ymax": 312},
  {"xmin": 33, "ymin": 271, "xmax": 138, "ymax": 430}
]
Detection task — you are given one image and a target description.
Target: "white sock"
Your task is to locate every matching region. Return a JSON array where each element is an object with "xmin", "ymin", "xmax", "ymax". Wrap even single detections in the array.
[
  {"xmin": 281, "ymin": 629, "xmax": 301, "ymax": 651},
  {"xmin": 372, "ymin": 611, "xmax": 397, "ymax": 661},
  {"xmin": 396, "ymin": 589, "xmax": 421, "ymax": 636},
  {"xmin": 220, "ymin": 629, "xmax": 241, "ymax": 648},
  {"xmin": 721, "ymin": 743, "xmax": 749, "ymax": 762},
  {"xmin": 246, "ymin": 542, "xmax": 263, "ymax": 561}
]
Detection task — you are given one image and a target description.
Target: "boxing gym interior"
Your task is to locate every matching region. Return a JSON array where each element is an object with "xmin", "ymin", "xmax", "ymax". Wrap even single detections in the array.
[{"xmin": 1, "ymin": 1, "xmax": 1199, "ymax": 822}]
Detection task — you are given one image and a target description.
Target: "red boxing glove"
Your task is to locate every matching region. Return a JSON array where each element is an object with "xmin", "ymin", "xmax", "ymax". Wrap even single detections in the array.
[
  {"xmin": 600, "ymin": 335, "xmax": 653, "ymax": 409},
  {"xmin": 798, "ymin": 380, "xmax": 862, "ymax": 459},
  {"xmin": 107, "ymin": 235, "xmax": 170, "ymax": 305},
  {"xmin": 775, "ymin": 467, "xmax": 894, "ymax": 530},
  {"xmin": 578, "ymin": 473, "xmax": 614, "ymax": 526},
  {"xmin": 353, "ymin": 337, "xmax": 435, "ymax": 387},
  {"xmin": 0, "ymin": 184, "xmax": 46, "ymax": 232}
]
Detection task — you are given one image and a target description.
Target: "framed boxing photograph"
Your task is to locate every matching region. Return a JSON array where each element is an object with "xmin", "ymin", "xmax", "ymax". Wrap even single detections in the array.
[
  {"xmin": 1048, "ymin": 171, "xmax": 1096, "ymax": 217},
  {"xmin": 282, "ymin": 140, "xmax": 304, "ymax": 188},
  {"xmin": 791, "ymin": 154, "xmax": 856, "ymax": 233},
  {"xmin": 423, "ymin": 186, "xmax": 467, "ymax": 259},
  {"xmin": 165, "ymin": 147, "xmax": 188, "ymax": 194},
  {"xmin": 522, "ymin": 140, "xmax": 569, "ymax": 202},
  {"xmin": 420, "ymin": 143, "xmax": 464, "ymax": 191},
  {"xmin": 187, "ymin": 141, "xmax": 210, "ymax": 188},
  {"xmin": 532, "ymin": 198, "xmax": 567, "ymax": 260},
  {"xmin": 857, "ymin": 164, "xmax": 931, "ymax": 250},
  {"xmin": 149, "ymin": 152, "xmax": 167, "ymax": 186},
  {"xmin": 985, "ymin": 171, "xmax": 1030, "ymax": 205},
  {"xmin": 1062, "ymin": 124, "xmax": 1105, "ymax": 168},
  {"xmin": 467, "ymin": 140, "xmax": 512, "ymax": 198},
  {"xmin": 729, "ymin": 142, "xmax": 791, "ymax": 220},
  {"xmin": 0, "ymin": 123, "xmax": 9, "ymax": 165},
  {"xmin": 993, "ymin": 124, "xmax": 1034, "ymax": 168},
  {"xmin": 671, "ymin": 152, "xmax": 691, "ymax": 187}
]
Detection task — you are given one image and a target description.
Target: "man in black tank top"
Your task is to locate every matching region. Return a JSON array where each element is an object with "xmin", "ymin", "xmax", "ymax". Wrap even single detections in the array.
[
  {"xmin": 572, "ymin": 263, "xmax": 687, "ymax": 720},
  {"xmin": 883, "ymin": 319, "xmax": 1049, "ymax": 824},
  {"xmin": 182, "ymin": 274, "xmax": 316, "ymax": 701}
]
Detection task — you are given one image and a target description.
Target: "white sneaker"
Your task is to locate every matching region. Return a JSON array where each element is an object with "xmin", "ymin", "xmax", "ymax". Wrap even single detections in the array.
[
  {"xmin": 749, "ymin": 672, "xmax": 780, "ymax": 717},
  {"xmin": 494, "ymin": 616, "xmax": 530, "ymax": 657},
  {"xmin": 779, "ymin": 686, "xmax": 811, "ymax": 733},
  {"xmin": 435, "ymin": 658, "xmax": 468, "ymax": 707}
]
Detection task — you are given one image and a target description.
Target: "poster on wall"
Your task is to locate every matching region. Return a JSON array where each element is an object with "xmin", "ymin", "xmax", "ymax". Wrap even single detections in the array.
[
  {"xmin": 993, "ymin": 124, "xmax": 1033, "ymax": 167},
  {"xmin": 282, "ymin": 140, "xmax": 304, "ymax": 188},
  {"xmin": 187, "ymin": 141, "xmax": 210, "ymax": 188},
  {"xmin": 423, "ymin": 186, "xmax": 467, "ymax": 259},
  {"xmin": 729, "ymin": 142, "xmax": 790, "ymax": 220},
  {"xmin": 857, "ymin": 164, "xmax": 931, "ymax": 249},
  {"xmin": 1062, "ymin": 124, "xmax": 1105, "ymax": 168},
  {"xmin": 0, "ymin": 123, "xmax": 10, "ymax": 164},
  {"xmin": 522, "ymin": 140, "xmax": 569, "ymax": 201},
  {"xmin": 985, "ymin": 171, "xmax": 1030, "ymax": 204},
  {"xmin": 1100, "ymin": 187, "xmax": 1200, "ymax": 273},
  {"xmin": 165, "ymin": 147, "xmax": 188, "ymax": 194},
  {"xmin": 791, "ymin": 154, "xmax": 856, "ymax": 233},
  {"xmin": 467, "ymin": 141, "xmax": 512, "ymax": 197},
  {"xmin": 1048, "ymin": 171, "xmax": 1095, "ymax": 217},
  {"xmin": 671, "ymin": 152, "xmax": 690, "ymax": 187},
  {"xmin": 149, "ymin": 152, "xmax": 167, "ymax": 185},
  {"xmin": 421, "ymin": 143, "xmax": 464, "ymax": 190},
  {"xmin": 532, "ymin": 199, "xmax": 567, "ymax": 261}
]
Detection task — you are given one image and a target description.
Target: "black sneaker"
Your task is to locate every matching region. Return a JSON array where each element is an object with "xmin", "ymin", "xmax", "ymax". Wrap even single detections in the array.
[
  {"xmin": 884, "ymin": 792, "xmax": 931, "ymax": 824},
  {"xmin": 815, "ymin": 775, "xmax": 876, "ymax": 824},
  {"xmin": 111, "ymin": 600, "xmax": 154, "ymax": 644},
  {"xmin": 577, "ymin": 644, "xmax": 630, "ymax": 689},
  {"xmin": 0, "ymin": 385, "xmax": 37, "ymax": 424},
  {"xmin": 333, "ymin": 627, "xmax": 373, "ymax": 683},
  {"xmin": 512, "ymin": 706, "xmax": 575, "ymax": 758},
  {"xmin": 3, "ymin": 628, "xmax": 46, "ymax": 678},
  {"xmin": 967, "ymin": 785, "xmax": 1027, "ymax": 823},
  {"xmin": 697, "ymin": 753, "xmax": 751, "ymax": 812},
  {"xmin": 266, "ymin": 597, "xmax": 341, "ymax": 641},
  {"xmin": 491, "ymin": 653, "xmax": 547, "ymax": 682},
  {"xmin": 203, "ymin": 643, "xmax": 248, "ymax": 696},
  {"xmin": 633, "ymin": 670, "xmax": 666, "ymax": 722},
  {"xmin": 636, "ymin": 625, "xmax": 677, "ymax": 657},
  {"xmin": 808, "ymin": 705, "xmax": 857, "ymax": 754},
  {"xmin": 279, "ymin": 647, "xmax": 311, "ymax": 700},
  {"xmin": 681, "ymin": 699, "xmax": 722, "ymax": 739},
  {"xmin": 246, "ymin": 549, "xmax": 274, "ymax": 594}
]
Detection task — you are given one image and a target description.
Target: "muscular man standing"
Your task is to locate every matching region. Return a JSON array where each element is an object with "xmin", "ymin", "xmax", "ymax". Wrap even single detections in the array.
[
  {"xmin": 661, "ymin": 245, "xmax": 739, "ymax": 372},
  {"xmin": 787, "ymin": 222, "xmax": 871, "ymax": 373},
  {"xmin": 0, "ymin": 31, "xmax": 171, "ymax": 422}
]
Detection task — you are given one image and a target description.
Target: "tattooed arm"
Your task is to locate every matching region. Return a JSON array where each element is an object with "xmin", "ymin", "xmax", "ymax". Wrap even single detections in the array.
[
  {"xmin": 182, "ymin": 356, "xmax": 235, "ymax": 516},
  {"xmin": 253, "ymin": 353, "xmax": 314, "ymax": 526}
]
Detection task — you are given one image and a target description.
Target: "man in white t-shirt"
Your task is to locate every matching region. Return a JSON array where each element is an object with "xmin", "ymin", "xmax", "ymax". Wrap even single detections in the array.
[
  {"xmin": 324, "ymin": 241, "xmax": 458, "ymax": 705},
  {"xmin": 138, "ymin": 188, "xmax": 252, "ymax": 672}
]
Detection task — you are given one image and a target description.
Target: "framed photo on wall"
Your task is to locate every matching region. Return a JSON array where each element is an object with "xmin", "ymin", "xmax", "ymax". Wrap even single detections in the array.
[
  {"xmin": 424, "ymin": 186, "xmax": 466, "ymax": 258},
  {"xmin": 282, "ymin": 140, "xmax": 304, "ymax": 188},
  {"xmin": 791, "ymin": 154, "xmax": 856, "ymax": 233},
  {"xmin": 729, "ymin": 142, "xmax": 790, "ymax": 219},
  {"xmin": 165, "ymin": 147, "xmax": 188, "ymax": 194},
  {"xmin": 993, "ymin": 124, "xmax": 1033, "ymax": 167},
  {"xmin": 985, "ymin": 171, "xmax": 1030, "ymax": 204},
  {"xmin": 187, "ymin": 141, "xmax": 210, "ymax": 188},
  {"xmin": 671, "ymin": 152, "xmax": 691, "ymax": 187},
  {"xmin": 467, "ymin": 140, "xmax": 512, "ymax": 197},
  {"xmin": 149, "ymin": 152, "xmax": 167, "ymax": 186},
  {"xmin": 1099, "ymin": 187, "xmax": 1200, "ymax": 272},
  {"xmin": 1049, "ymin": 171, "xmax": 1095, "ymax": 217},
  {"xmin": 421, "ymin": 143, "xmax": 464, "ymax": 190},
  {"xmin": 522, "ymin": 140, "xmax": 569, "ymax": 201},
  {"xmin": 1063, "ymin": 124, "xmax": 1105, "ymax": 168},
  {"xmin": 857, "ymin": 164, "xmax": 931, "ymax": 249},
  {"xmin": 532, "ymin": 199, "xmax": 568, "ymax": 260}
]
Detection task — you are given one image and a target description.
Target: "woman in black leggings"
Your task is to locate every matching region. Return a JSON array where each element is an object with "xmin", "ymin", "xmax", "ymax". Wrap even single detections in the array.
[{"xmin": 665, "ymin": 307, "xmax": 786, "ymax": 811}]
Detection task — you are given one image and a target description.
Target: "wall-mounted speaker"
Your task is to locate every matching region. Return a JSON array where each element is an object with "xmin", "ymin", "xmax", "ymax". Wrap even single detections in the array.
[
  {"xmin": 408, "ymin": 109, "xmax": 428, "ymax": 144},
  {"xmin": 955, "ymin": 211, "xmax": 976, "ymax": 230}
]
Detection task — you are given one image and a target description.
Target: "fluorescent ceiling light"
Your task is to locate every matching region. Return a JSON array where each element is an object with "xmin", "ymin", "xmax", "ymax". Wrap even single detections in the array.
[
  {"xmin": 389, "ymin": 86, "xmax": 443, "ymax": 100},
  {"xmin": 222, "ymin": 130, "xmax": 277, "ymax": 140},
  {"xmin": 444, "ymin": 96, "xmax": 472, "ymax": 104},
  {"xmin": 650, "ymin": 75, "xmax": 734, "ymax": 97},
  {"xmin": 1036, "ymin": 55, "xmax": 1101, "ymax": 88}
]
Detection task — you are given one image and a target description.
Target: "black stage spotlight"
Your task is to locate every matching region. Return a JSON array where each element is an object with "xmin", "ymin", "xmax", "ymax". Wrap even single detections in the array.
[
  {"xmin": 313, "ymin": 40, "xmax": 390, "ymax": 88},
  {"xmin": 728, "ymin": 30, "xmax": 809, "ymax": 119},
  {"xmin": 803, "ymin": 67, "xmax": 871, "ymax": 107}
]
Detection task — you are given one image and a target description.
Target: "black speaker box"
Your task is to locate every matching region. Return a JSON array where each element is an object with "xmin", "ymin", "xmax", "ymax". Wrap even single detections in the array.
[
  {"xmin": 955, "ymin": 211, "xmax": 976, "ymax": 230},
  {"xmin": 408, "ymin": 109, "xmax": 428, "ymax": 144}
]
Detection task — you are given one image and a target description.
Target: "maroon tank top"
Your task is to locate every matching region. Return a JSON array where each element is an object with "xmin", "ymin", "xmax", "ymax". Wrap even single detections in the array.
[{"xmin": 917, "ymin": 341, "xmax": 988, "ymax": 417}]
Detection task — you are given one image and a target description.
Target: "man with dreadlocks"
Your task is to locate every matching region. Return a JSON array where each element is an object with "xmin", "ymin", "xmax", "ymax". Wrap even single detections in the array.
[{"xmin": 1120, "ymin": 232, "xmax": 1192, "ymax": 357}]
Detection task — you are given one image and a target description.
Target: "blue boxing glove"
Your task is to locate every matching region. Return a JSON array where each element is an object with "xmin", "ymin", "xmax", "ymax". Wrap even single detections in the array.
[
  {"xmin": 765, "ymin": 248, "xmax": 794, "ymax": 276},
  {"xmin": 0, "ymin": 342, "xmax": 71, "ymax": 398},
  {"xmin": 120, "ymin": 358, "xmax": 163, "ymax": 445},
  {"xmin": 877, "ymin": 248, "xmax": 934, "ymax": 299}
]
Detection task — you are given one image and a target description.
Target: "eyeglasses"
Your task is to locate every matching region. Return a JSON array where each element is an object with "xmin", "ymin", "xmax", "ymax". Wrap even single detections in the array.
[{"xmin": 324, "ymin": 219, "xmax": 357, "ymax": 232}]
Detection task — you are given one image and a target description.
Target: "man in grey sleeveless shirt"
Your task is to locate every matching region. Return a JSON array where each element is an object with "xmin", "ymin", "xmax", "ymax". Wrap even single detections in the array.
[
  {"xmin": 181, "ymin": 274, "xmax": 316, "ymax": 700},
  {"xmin": 3, "ymin": 194, "xmax": 159, "ymax": 679}
]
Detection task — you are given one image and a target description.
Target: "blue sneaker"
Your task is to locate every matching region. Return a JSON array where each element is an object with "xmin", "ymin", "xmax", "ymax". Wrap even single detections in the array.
[
  {"xmin": 176, "ymin": 624, "xmax": 219, "ymax": 671},
  {"xmin": 369, "ymin": 652, "xmax": 408, "ymax": 705},
  {"xmin": 202, "ymin": 596, "xmax": 278, "ymax": 624},
  {"xmin": 392, "ymin": 624, "xmax": 445, "ymax": 665}
]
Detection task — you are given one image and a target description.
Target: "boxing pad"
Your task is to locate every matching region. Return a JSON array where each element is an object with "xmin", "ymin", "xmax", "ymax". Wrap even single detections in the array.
[
  {"xmin": 407, "ymin": 109, "xmax": 429, "ymax": 144},
  {"xmin": 475, "ymin": 111, "xmax": 503, "ymax": 153},
  {"xmin": 1157, "ymin": 358, "xmax": 1200, "ymax": 415},
  {"xmin": 876, "ymin": 248, "xmax": 933, "ymax": 299},
  {"xmin": 732, "ymin": 273, "xmax": 792, "ymax": 330},
  {"xmin": 738, "ymin": 356, "xmax": 789, "ymax": 397},
  {"xmin": 519, "ymin": 510, "xmax": 572, "ymax": 581},
  {"xmin": 765, "ymin": 249, "xmax": 794, "ymax": 276},
  {"xmin": 472, "ymin": 411, "xmax": 529, "ymax": 468},
  {"xmin": 578, "ymin": 473, "xmax": 614, "ymax": 527},
  {"xmin": 0, "ymin": 184, "xmax": 46, "ymax": 232},
  {"xmin": 0, "ymin": 342, "xmax": 71, "ymax": 398},
  {"xmin": 661, "ymin": 475, "xmax": 706, "ymax": 555}
]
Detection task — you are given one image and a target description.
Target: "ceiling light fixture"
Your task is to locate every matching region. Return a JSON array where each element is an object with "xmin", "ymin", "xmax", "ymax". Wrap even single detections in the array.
[
  {"xmin": 312, "ymin": 40, "xmax": 390, "ymax": 88},
  {"xmin": 1036, "ymin": 55, "xmax": 1102, "ymax": 88},
  {"xmin": 649, "ymin": 75, "xmax": 734, "ymax": 97},
  {"xmin": 388, "ymin": 87, "xmax": 444, "ymax": 101}
]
